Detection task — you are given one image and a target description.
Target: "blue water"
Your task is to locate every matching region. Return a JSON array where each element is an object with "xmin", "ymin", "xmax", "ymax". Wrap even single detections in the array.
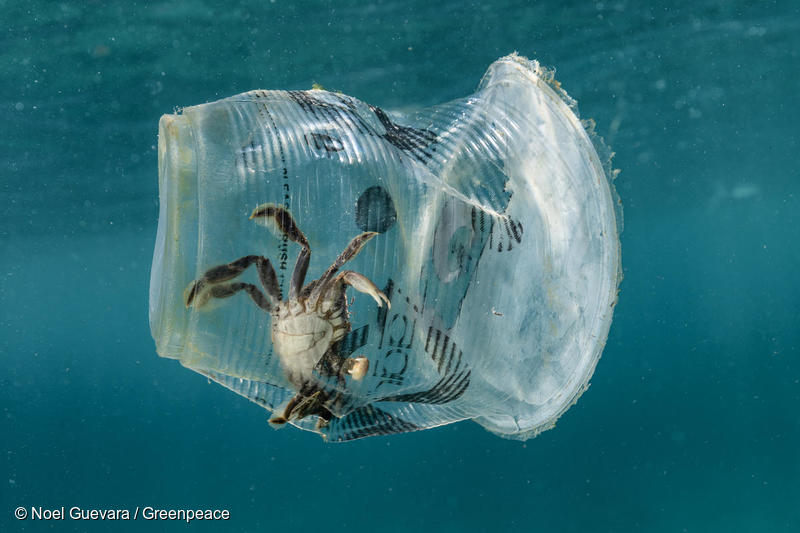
[{"xmin": 2, "ymin": 1, "xmax": 799, "ymax": 531}]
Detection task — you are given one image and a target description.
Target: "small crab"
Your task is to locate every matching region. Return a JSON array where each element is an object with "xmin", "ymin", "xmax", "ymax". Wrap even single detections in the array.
[{"xmin": 184, "ymin": 203, "xmax": 390, "ymax": 429}]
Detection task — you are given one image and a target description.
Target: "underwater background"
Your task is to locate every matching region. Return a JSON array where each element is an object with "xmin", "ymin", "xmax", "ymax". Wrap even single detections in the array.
[{"xmin": 2, "ymin": 0, "xmax": 798, "ymax": 531}]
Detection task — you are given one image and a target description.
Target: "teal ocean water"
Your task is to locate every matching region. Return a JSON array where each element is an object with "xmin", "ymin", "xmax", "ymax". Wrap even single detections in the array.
[{"xmin": 2, "ymin": 1, "xmax": 798, "ymax": 531}]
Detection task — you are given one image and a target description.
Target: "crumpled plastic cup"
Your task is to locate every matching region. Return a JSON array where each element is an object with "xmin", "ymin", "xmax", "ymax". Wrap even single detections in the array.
[{"xmin": 150, "ymin": 53, "xmax": 622, "ymax": 442}]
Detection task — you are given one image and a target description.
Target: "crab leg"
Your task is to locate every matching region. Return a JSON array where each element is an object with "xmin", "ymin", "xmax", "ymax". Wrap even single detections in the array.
[
  {"xmin": 310, "ymin": 232, "xmax": 378, "ymax": 304},
  {"xmin": 290, "ymin": 247, "xmax": 311, "ymax": 301},
  {"xmin": 184, "ymin": 255, "xmax": 280, "ymax": 308},
  {"xmin": 269, "ymin": 389, "xmax": 333, "ymax": 427},
  {"xmin": 249, "ymin": 203, "xmax": 311, "ymax": 300},
  {"xmin": 204, "ymin": 282, "xmax": 273, "ymax": 311},
  {"xmin": 268, "ymin": 395, "xmax": 300, "ymax": 426}
]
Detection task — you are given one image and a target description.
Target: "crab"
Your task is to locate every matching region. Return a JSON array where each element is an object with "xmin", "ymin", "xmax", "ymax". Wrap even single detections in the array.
[{"xmin": 184, "ymin": 203, "xmax": 390, "ymax": 429}]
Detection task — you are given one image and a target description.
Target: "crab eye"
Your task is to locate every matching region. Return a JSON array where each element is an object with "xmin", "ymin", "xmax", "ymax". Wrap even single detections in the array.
[{"xmin": 151, "ymin": 54, "xmax": 621, "ymax": 442}]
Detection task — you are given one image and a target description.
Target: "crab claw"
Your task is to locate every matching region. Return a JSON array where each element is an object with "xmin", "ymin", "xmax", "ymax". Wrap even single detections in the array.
[
  {"xmin": 336, "ymin": 271, "xmax": 392, "ymax": 309},
  {"xmin": 345, "ymin": 356, "xmax": 369, "ymax": 380}
]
